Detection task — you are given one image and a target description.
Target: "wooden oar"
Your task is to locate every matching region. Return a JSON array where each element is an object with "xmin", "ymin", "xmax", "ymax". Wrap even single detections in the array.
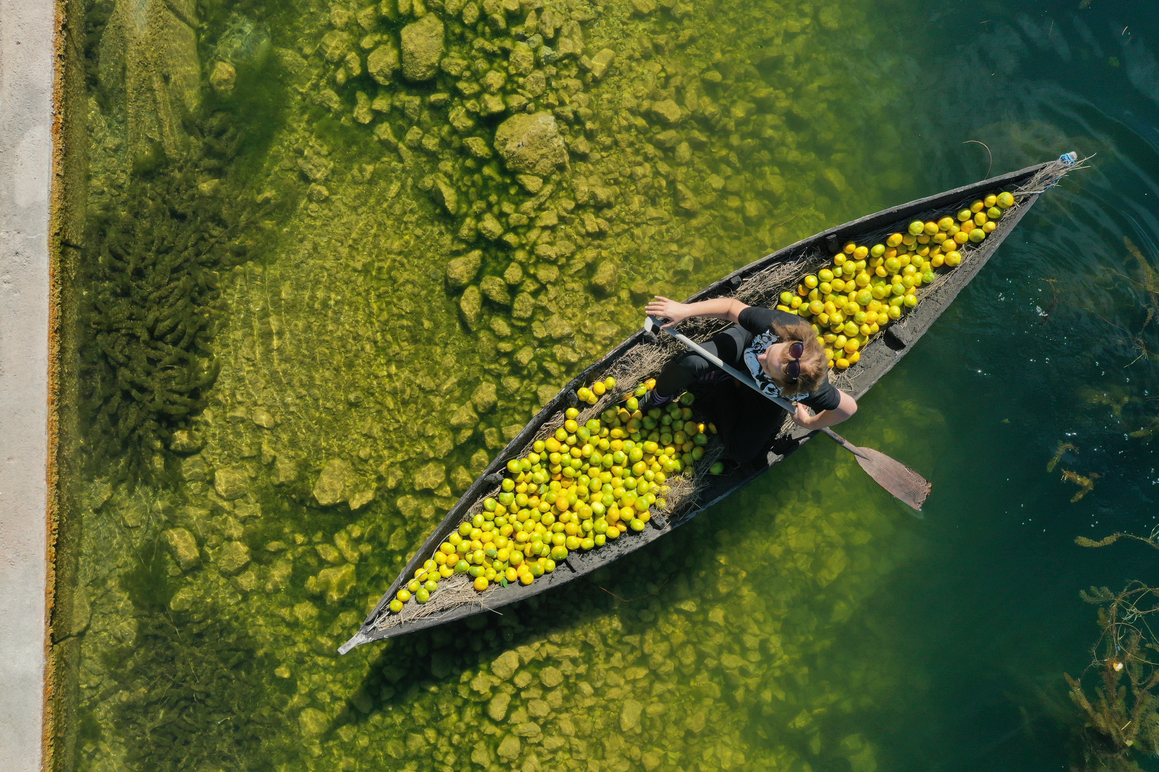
[{"xmin": 644, "ymin": 316, "xmax": 931, "ymax": 513}]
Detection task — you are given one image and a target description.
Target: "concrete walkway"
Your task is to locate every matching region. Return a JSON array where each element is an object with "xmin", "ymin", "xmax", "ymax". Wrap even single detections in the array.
[{"xmin": 0, "ymin": 0, "xmax": 54, "ymax": 768}]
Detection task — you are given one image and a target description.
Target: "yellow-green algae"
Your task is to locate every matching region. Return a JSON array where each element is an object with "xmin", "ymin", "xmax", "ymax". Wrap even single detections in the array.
[{"xmin": 58, "ymin": 0, "xmax": 936, "ymax": 769}]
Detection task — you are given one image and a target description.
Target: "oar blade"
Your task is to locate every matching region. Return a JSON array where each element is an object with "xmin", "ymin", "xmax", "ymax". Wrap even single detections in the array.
[{"xmin": 850, "ymin": 444, "xmax": 931, "ymax": 515}]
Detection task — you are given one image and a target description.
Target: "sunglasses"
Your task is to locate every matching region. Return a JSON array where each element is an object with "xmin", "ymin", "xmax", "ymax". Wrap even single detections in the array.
[{"xmin": 783, "ymin": 341, "xmax": 805, "ymax": 383}]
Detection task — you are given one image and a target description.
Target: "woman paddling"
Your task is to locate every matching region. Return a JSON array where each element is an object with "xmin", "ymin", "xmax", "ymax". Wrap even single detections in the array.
[{"xmin": 643, "ymin": 296, "xmax": 858, "ymax": 464}]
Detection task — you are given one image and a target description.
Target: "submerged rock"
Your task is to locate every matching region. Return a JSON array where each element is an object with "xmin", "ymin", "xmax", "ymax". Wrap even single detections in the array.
[
  {"xmin": 214, "ymin": 17, "xmax": 271, "ymax": 70},
  {"xmin": 368, "ymin": 42, "xmax": 401, "ymax": 84},
  {"xmin": 216, "ymin": 541, "xmax": 251, "ymax": 576},
  {"xmin": 164, "ymin": 527, "xmax": 201, "ymax": 571},
  {"xmin": 446, "ymin": 250, "xmax": 482, "ymax": 287},
  {"xmin": 169, "ymin": 429, "xmax": 203, "ymax": 454},
  {"xmin": 209, "ymin": 61, "xmax": 236, "ymax": 94},
  {"xmin": 316, "ymin": 563, "xmax": 356, "ymax": 603},
  {"xmin": 413, "ymin": 462, "xmax": 446, "ymax": 491},
  {"xmin": 313, "ymin": 458, "xmax": 352, "ymax": 505},
  {"xmin": 590, "ymin": 261, "xmax": 620, "ymax": 295},
  {"xmin": 400, "ymin": 15, "xmax": 444, "ymax": 81},
  {"xmin": 460, "ymin": 285, "xmax": 483, "ymax": 329},
  {"xmin": 494, "ymin": 112, "xmax": 569, "ymax": 177},
  {"xmin": 299, "ymin": 707, "xmax": 329, "ymax": 738},
  {"xmin": 214, "ymin": 467, "xmax": 248, "ymax": 500}
]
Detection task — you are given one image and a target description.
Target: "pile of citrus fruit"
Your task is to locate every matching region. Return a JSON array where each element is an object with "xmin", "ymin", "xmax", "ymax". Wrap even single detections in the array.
[
  {"xmin": 777, "ymin": 191, "xmax": 1017, "ymax": 370},
  {"xmin": 386, "ymin": 377, "xmax": 716, "ymax": 613}
]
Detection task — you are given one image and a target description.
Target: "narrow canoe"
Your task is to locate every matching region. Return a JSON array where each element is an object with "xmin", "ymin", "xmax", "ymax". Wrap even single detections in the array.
[{"xmin": 339, "ymin": 153, "xmax": 1079, "ymax": 653}]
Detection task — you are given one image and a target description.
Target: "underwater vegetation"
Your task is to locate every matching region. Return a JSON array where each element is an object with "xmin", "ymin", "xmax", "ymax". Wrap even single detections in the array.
[
  {"xmin": 79, "ymin": 108, "xmax": 272, "ymax": 482},
  {"xmin": 98, "ymin": 545, "xmax": 291, "ymax": 772},
  {"xmin": 1066, "ymin": 583, "xmax": 1159, "ymax": 772}
]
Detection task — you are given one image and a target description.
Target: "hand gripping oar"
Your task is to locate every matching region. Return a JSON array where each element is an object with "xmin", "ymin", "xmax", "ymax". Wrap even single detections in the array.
[{"xmin": 644, "ymin": 316, "xmax": 931, "ymax": 513}]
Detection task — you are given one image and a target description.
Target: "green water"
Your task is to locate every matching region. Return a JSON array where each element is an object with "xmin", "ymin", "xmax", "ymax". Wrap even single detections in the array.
[{"xmin": 54, "ymin": 0, "xmax": 1159, "ymax": 769}]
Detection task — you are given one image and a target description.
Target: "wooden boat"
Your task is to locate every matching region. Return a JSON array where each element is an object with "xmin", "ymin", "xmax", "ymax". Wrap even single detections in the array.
[{"xmin": 339, "ymin": 153, "xmax": 1080, "ymax": 653}]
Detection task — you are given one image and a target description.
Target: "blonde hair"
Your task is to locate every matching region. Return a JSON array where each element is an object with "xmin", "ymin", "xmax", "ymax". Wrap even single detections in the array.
[{"xmin": 770, "ymin": 318, "xmax": 827, "ymax": 399}]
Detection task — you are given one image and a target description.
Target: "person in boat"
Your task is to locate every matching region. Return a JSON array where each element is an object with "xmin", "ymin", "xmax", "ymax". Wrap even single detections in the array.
[{"xmin": 643, "ymin": 296, "xmax": 858, "ymax": 464}]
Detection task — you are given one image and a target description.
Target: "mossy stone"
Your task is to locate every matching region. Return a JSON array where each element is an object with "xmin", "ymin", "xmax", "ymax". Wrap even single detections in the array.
[
  {"xmin": 413, "ymin": 462, "xmax": 446, "ymax": 490},
  {"xmin": 216, "ymin": 541, "xmax": 251, "ymax": 576},
  {"xmin": 471, "ymin": 381, "xmax": 498, "ymax": 412},
  {"xmin": 368, "ymin": 42, "xmax": 401, "ymax": 85},
  {"xmin": 497, "ymin": 734, "xmax": 521, "ymax": 759},
  {"xmin": 446, "ymin": 250, "xmax": 482, "ymax": 287},
  {"xmin": 512, "ymin": 292, "xmax": 535, "ymax": 319},
  {"xmin": 164, "ymin": 528, "xmax": 201, "ymax": 571},
  {"xmin": 313, "ymin": 459, "xmax": 351, "ymax": 505},
  {"xmin": 400, "ymin": 14, "xmax": 444, "ymax": 81},
  {"xmin": 590, "ymin": 261, "xmax": 620, "ymax": 295},
  {"xmin": 316, "ymin": 563, "xmax": 356, "ymax": 604},
  {"xmin": 650, "ymin": 98, "xmax": 683, "ymax": 124},
  {"xmin": 298, "ymin": 708, "xmax": 329, "ymax": 738},
  {"xmin": 494, "ymin": 112, "xmax": 569, "ymax": 176},
  {"xmin": 460, "ymin": 285, "xmax": 483, "ymax": 328},
  {"xmin": 481, "ymin": 275, "xmax": 511, "ymax": 305},
  {"xmin": 479, "ymin": 213, "xmax": 505, "ymax": 240},
  {"xmin": 488, "ymin": 692, "xmax": 511, "ymax": 720},
  {"xmin": 214, "ymin": 467, "xmax": 248, "ymax": 500}
]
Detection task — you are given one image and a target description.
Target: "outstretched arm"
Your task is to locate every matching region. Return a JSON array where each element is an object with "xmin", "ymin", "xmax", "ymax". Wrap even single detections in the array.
[
  {"xmin": 644, "ymin": 296, "xmax": 750, "ymax": 329},
  {"xmin": 793, "ymin": 390, "xmax": 858, "ymax": 430}
]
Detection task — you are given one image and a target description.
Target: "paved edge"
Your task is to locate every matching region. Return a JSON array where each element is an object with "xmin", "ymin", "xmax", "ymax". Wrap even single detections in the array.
[{"xmin": 0, "ymin": 0, "xmax": 57, "ymax": 767}]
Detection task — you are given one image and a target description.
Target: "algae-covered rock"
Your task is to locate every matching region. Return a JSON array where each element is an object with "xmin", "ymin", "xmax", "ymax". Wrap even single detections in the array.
[
  {"xmin": 447, "ymin": 250, "xmax": 483, "ymax": 287},
  {"xmin": 516, "ymin": 174, "xmax": 543, "ymax": 193},
  {"xmin": 650, "ymin": 99, "xmax": 683, "ymax": 124},
  {"xmin": 414, "ymin": 462, "xmax": 446, "ymax": 490},
  {"xmin": 512, "ymin": 292, "xmax": 535, "ymax": 319},
  {"xmin": 317, "ymin": 563, "xmax": 356, "ymax": 603},
  {"xmin": 216, "ymin": 541, "xmax": 251, "ymax": 576},
  {"xmin": 464, "ymin": 136, "xmax": 492, "ymax": 158},
  {"xmin": 164, "ymin": 527, "xmax": 201, "ymax": 571},
  {"xmin": 675, "ymin": 183, "xmax": 700, "ymax": 212},
  {"xmin": 299, "ymin": 707, "xmax": 329, "ymax": 737},
  {"xmin": 478, "ymin": 213, "xmax": 505, "ymax": 241},
  {"xmin": 620, "ymin": 698, "xmax": 643, "ymax": 731},
  {"xmin": 481, "ymin": 276, "xmax": 511, "ymax": 305},
  {"xmin": 539, "ymin": 665, "xmax": 563, "ymax": 688},
  {"xmin": 460, "ymin": 285, "xmax": 483, "ymax": 329},
  {"xmin": 210, "ymin": 61, "xmax": 236, "ymax": 94},
  {"xmin": 494, "ymin": 112, "xmax": 569, "ymax": 176},
  {"xmin": 497, "ymin": 734, "xmax": 521, "ymax": 760},
  {"xmin": 510, "ymin": 42, "xmax": 535, "ymax": 75},
  {"xmin": 472, "ymin": 381, "xmax": 498, "ymax": 413},
  {"xmin": 367, "ymin": 42, "xmax": 401, "ymax": 84},
  {"xmin": 590, "ymin": 261, "xmax": 620, "ymax": 295},
  {"xmin": 400, "ymin": 15, "xmax": 444, "ymax": 81},
  {"xmin": 214, "ymin": 467, "xmax": 248, "ymax": 500},
  {"xmin": 586, "ymin": 48, "xmax": 615, "ymax": 80},
  {"xmin": 430, "ymin": 176, "xmax": 458, "ymax": 215},
  {"xmin": 252, "ymin": 408, "xmax": 276, "ymax": 428},
  {"xmin": 488, "ymin": 692, "xmax": 511, "ymax": 720},
  {"xmin": 349, "ymin": 487, "xmax": 375, "ymax": 510},
  {"xmin": 470, "ymin": 740, "xmax": 493, "ymax": 767},
  {"xmin": 169, "ymin": 429, "xmax": 203, "ymax": 454},
  {"xmin": 492, "ymin": 649, "xmax": 521, "ymax": 679},
  {"xmin": 450, "ymin": 403, "xmax": 480, "ymax": 429},
  {"xmin": 313, "ymin": 459, "xmax": 352, "ymax": 505}
]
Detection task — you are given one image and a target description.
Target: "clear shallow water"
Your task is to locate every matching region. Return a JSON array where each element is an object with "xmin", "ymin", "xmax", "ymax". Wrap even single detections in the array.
[{"xmin": 55, "ymin": 0, "xmax": 1159, "ymax": 770}]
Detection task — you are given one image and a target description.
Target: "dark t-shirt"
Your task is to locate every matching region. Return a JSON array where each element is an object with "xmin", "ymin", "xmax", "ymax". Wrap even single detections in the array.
[{"xmin": 736, "ymin": 306, "xmax": 843, "ymax": 413}]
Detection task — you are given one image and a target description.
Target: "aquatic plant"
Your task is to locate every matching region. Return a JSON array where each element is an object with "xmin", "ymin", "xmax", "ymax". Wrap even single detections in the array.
[
  {"xmin": 101, "ymin": 543, "xmax": 291, "ymax": 772},
  {"xmin": 1065, "ymin": 583, "xmax": 1159, "ymax": 771},
  {"xmin": 79, "ymin": 110, "xmax": 269, "ymax": 483}
]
